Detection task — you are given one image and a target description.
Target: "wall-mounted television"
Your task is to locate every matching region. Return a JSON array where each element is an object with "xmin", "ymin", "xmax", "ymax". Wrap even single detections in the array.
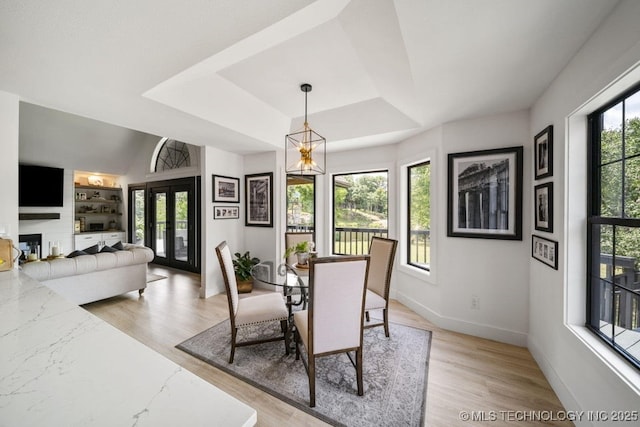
[{"xmin": 19, "ymin": 164, "xmax": 64, "ymax": 207}]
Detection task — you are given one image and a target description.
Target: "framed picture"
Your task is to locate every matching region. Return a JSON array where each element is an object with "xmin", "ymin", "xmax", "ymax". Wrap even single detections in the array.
[
  {"xmin": 213, "ymin": 205, "xmax": 239, "ymax": 219},
  {"xmin": 212, "ymin": 175, "xmax": 240, "ymax": 203},
  {"xmin": 534, "ymin": 182, "xmax": 553, "ymax": 232},
  {"xmin": 245, "ymin": 172, "xmax": 273, "ymax": 227},
  {"xmin": 447, "ymin": 146, "xmax": 523, "ymax": 240},
  {"xmin": 532, "ymin": 234, "xmax": 558, "ymax": 270},
  {"xmin": 534, "ymin": 125, "xmax": 553, "ymax": 180}
]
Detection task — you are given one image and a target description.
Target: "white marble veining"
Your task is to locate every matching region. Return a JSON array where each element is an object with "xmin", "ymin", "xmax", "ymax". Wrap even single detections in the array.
[{"xmin": 0, "ymin": 270, "xmax": 257, "ymax": 426}]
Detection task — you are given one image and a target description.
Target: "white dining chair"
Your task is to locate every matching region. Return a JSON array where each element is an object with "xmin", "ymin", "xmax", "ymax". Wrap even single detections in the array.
[
  {"xmin": 293, "ymin": 255, "xmax": 370, "ymax": 407},
  {"xmin": 215, "ymin": 241, "xmax": 289, "ymax": 363}
]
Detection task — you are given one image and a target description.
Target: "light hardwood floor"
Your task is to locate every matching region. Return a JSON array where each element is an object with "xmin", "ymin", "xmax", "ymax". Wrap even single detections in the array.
[{"xmin": 84, "ymin": 265, "xmax": 571, "ymax": 427}]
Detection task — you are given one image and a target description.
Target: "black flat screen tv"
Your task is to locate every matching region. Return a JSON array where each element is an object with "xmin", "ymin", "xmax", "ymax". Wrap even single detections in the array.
[{"xmin": 19, "ymin": 164, "xmax": 64, "ymax": 207}]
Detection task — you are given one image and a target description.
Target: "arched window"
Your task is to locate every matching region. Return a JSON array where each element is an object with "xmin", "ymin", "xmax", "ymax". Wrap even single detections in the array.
[{"xmin": 153, "ymin": 138, "xmax": 191, "ymax": 172}]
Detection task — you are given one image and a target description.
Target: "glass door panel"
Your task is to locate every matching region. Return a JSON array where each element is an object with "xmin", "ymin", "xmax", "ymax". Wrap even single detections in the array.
[
  {"xmin": 154, "ymin": 190, "xmax": 168, "ymax": 259},
  {"xmin": 174, "ymin": 190, "xmax": 189, "ymax": 262},
  {"xmin": 132, "ymin": 189, "xmax": 145, "ymax": 245}
]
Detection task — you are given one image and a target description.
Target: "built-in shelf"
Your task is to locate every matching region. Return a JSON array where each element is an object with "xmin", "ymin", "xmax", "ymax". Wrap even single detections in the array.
[{"xmin": 19, "ymin": 213, "xmax": 61, "ymax": 220}]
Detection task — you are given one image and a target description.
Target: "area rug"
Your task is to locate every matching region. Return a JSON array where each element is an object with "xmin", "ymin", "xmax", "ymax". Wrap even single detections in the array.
[
  {"xmin": 146, "ymin": 273, "xmax": 166, "ymax": 283},
  {"xmin": 176, "ymin": 319, "xmax": 431, "ymax": 427}
]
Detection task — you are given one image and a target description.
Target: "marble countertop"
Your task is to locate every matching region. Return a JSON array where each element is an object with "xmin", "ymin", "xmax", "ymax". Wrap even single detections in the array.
[{"xmin": 0, "ymin": 270, "xmax": 257, "ymax": 426}]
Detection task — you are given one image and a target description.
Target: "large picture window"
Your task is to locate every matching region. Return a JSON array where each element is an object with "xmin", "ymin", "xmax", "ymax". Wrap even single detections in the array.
[
  {"xmin": 587, "ymin": 83, "xmax": 640, "ymax": 369},
  {"xmin": 408, "ymin": 161, "xmax": 430, "ymax": 271},
  {"xmin": 333, "ymin": 170, "xmax": 388, "ymax": 255}
]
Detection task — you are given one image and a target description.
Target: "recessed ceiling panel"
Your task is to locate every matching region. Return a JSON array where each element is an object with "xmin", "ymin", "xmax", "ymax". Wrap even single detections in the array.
[{"xmin": 218, "ymin": 19, "xmax": 378, "ymax": 117}]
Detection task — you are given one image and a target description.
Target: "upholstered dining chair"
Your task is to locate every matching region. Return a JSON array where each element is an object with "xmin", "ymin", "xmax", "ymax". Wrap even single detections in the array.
[
  {"xmin": 284, "ymin": 231, "xmax": 314, "ymax": 308},
  {"xmin": 293, "ymin": 255, "xmax": 370, "ymax": 407},
  {"xmin": 284, "ymin": 232, "xmax": 314, "ymax": 266},
  {"xmin": 364, "ymin": 236, "xmax": 398, "ymax": 337},
  {"xmin": 215, "ymin": 241, "xmax": 289, "ymax": 363}
]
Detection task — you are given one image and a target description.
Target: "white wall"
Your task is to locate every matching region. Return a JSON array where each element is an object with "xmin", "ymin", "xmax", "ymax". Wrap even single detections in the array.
[
  {"xmin": 201, "ymin": 145, "xmax": 245, "ymax": 298},
  {"xmin": 529, "ymin": 0, "xmax": 640, "ymax": 421},
  {"xmin": 323, "ymin": 112, "xmax": 530, "ymax": 348},
  {"xmin": 0, "ymin": 91, "xmax": 19, "ymax": 246},
  {"xmin": 243, "ymin": 152, "xmax": 280, "ymax": 263}
]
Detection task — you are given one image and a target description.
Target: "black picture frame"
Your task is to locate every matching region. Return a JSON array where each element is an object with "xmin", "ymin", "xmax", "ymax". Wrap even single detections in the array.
[
  {"xmin": 532, "ymin": 234, "xmax": 558, "ymax": 270},
  {"xmin": 212, "ymin": 175, "xmax": 240, "ymax": 203},
  {"xmin": 534, "ymin": 125, "xmax": 553, "ymax": 180},
  {"xmin": 447, "ymin": 146, "xmax": 523, "ymax": 240},
  {"xmin": 213, "ymin": 205, "xmax": 239, "ymax": 219},
  {"xmin": 534, "ymin": 181, "xmax": 553, "ymax": 232},
  {"xmin": 245, "ymin": 172, "xmax": 273, "ymax": 227}
]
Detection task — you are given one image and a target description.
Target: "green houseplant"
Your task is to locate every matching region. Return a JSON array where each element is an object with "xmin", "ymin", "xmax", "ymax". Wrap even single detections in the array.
[
  {"xmin": 283, "ymin": 241, "xmax": 312, "ymax": 266},
  {"xmin": 232, "ymin": 251, "xmax": 260, "ymax": 293}
]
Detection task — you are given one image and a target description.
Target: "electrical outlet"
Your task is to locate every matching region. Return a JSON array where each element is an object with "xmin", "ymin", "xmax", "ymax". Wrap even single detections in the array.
[{"xmin": 471, "ymin": 295, "xmax": 480, "ymax": 310}]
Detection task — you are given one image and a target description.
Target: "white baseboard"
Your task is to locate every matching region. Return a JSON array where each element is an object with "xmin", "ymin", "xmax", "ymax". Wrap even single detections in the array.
[
  {"xmin": 396, "ymin": 291, "xmax": 528, "ymax": 347},
  {"xmin": 527, "ymin": 336, "xmax": 591, "ymax": 426}
]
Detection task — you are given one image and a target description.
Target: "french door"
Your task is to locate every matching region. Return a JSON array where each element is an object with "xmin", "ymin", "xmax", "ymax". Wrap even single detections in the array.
[{"xmin": 128, "ymin": 177, "xmax": 200, "ymax": 272}]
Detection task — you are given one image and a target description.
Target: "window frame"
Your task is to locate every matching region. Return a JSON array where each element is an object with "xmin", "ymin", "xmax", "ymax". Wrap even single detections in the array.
[
  {"xmin": 407, "ymin": 160, "xmax": 431, "ymax": 272},
  {"xmin": 332, "ymin": 169, "xmax": 389, "ymax": 256},
  {"xmin": 586, "ymin": 81, "xmax": 640, "ymax": 371}
]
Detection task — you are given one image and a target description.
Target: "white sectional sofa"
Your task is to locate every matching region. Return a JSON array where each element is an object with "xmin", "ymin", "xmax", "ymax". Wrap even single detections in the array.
[{"xmin": 21, "ymin": 244, "xmax": 154, "ymax": 305}]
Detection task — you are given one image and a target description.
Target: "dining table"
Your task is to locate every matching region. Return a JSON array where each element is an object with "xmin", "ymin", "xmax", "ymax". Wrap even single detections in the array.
[{"xmin": 250, "ymin": 260, "xmax": 309, "ymax": 311}]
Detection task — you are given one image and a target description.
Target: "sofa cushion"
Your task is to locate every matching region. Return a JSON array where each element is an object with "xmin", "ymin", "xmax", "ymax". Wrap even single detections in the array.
[
  {"xmin": 100, "ymin": 245, "xmax": 118, "ymax": 253},
  {"xmin": 95, "ymin": 252, "xmax": 118, "ymax": 270},
  {"xmin": 73, "ymin": 254, "xmax": 98, "ymax": 275},
  {"xmin": 67, "ymin": 250, "xmax": 89, "ymax": 258},
  {"xmin": 84, "ymin": 244, "xmax": 100, "ymax": 255},
  {"xmin": 112, "ymin": 241, "xmax": 124, "ymax": 250}
]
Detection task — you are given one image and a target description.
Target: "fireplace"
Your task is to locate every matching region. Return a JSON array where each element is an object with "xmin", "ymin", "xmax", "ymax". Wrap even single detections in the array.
[{"xmin": 18, "ymin": 233, "xmax": 42, "ymax": 261}]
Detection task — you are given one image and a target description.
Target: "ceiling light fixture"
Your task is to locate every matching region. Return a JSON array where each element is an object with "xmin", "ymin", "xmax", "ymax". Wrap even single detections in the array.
[{"xmin": 285, "ymin": 83, "xmax": 326, "ymax": 175}]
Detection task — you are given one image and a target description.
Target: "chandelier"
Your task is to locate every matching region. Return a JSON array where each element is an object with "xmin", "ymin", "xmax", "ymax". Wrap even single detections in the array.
[{"xmin": 285, "ymin": 83, "xmax": 326, "ymax": 175}]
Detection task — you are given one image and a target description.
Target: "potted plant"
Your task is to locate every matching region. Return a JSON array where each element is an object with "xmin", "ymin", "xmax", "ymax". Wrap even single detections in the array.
[
  {"xmin": 283, "ymin": 241, "xmax": 313, "ymax": 266},
  {"xmin": 232, "ymin": 251, "xmax": 260, "ymax": 293}
]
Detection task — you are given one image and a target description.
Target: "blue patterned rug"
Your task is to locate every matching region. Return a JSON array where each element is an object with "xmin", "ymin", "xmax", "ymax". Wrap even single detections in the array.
[{"xmin": 176, "ymin": 319, "xmax": 431, "ymax": 426}]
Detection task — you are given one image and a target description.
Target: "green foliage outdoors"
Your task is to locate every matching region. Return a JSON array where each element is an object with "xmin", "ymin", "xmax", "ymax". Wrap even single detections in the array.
[
  {"xmin": 599, "ymin": 116, "xmax": 640, "ymax": 271},
  {"xmin": 286, "ymin": 170, "xmax": 431, "ymax": 263}
]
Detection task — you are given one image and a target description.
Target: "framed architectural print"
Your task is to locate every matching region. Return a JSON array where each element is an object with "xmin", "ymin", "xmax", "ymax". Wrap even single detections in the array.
[
  {"xmin": 534, "ymin": 182, "xmax": 553, "ymax": 232},
  {"xmin": 532, "ymin": 234, "xmax": 558, "ymax": 270},
  {"xmin": 213, "ymin": 205, "xmax": 239, "ymax": 219},
  {"xmin": 245, "ymin": 172, "xmax": 273, "ymax": 227},
  {"xmin": 534, "ymin": 125, "xmax": 553, "ymax": 179},
  {"xmin": 212, "ymin": 175, "xmax": 240, "ymax": 203},
  {"xmin": 447, "ymin": 146, "xmax": 523, "ymax": 240}
]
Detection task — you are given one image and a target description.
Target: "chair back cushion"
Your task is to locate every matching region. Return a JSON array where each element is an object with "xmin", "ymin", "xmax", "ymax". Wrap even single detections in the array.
[
  {"xmin": 310, "ymin": 256, "xmax": 369, "ymax": 354},
  {"xmin": 367, "ymin": 237, "xmax": 397, "ymax": 298},
  {"xmin": 215, "ymin": 241, "xmax": 239, "ymax": 316},
  {"xmin": 284, "ymin": 232, "xmax": 314, "ymax": 266}
]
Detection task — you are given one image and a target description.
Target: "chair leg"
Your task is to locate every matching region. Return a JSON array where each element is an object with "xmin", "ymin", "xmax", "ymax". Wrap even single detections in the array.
[
  {"xmin": 309, "ymin": 354, "xmax": 316, "ymax": 407},
  {"xmin": 356, "ymin": 348, "xmax": 363, "ymax": 396},
  {"xmin": 281, "ymin": 320, "xmax": 290, "ymax": 355},
  {"xmin": 229, "ymin": 327, "xmax": 237, "ymax": 364},
  {"xmin": 295, "ymin": 328, "xmax": 300, "ymax": 360},
  {"xmin": 365, "ymin": 310, "xmax": 370, "ymax": 322},
  {"xmin": 383, "ymin": 308, "xmax": 390, "ymax": 337}
]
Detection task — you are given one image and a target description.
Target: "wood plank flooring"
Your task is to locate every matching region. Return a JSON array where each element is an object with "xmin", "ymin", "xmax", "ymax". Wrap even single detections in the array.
[{"xmin": 84, "ymin": 265, "xmax": 571, "ymax": 426}]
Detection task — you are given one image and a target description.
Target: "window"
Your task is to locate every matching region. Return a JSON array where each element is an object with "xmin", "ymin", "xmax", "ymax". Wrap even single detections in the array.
[
  {"xmin": 154, "ymin": 139, "xmax": 191, "ymax": 171},
  {"xmin": 333, "ymin": 170, "xmax": 388, "ymax": 255},
  {"xmin": 286, "ymin": 175, "xmax": 315, "ymax": 235},
  {"xmin": 408, "ymin": 161, "xmax": 430, "ymax": 270},
  {"xmin": 587, "ymin": 83, "xmax": 640, "ymax": 369}
]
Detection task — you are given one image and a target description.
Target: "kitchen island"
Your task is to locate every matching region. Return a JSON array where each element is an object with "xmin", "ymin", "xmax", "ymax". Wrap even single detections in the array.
[{"xmin": 0, "ymin": 269, "xmax": 256, "ymax": 426}]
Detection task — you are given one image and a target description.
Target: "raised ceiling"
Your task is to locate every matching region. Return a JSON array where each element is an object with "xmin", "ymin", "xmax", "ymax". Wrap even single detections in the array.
[{"xmin": 0, "ymin": 0, "xmax": 620, "ymax": 155}]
